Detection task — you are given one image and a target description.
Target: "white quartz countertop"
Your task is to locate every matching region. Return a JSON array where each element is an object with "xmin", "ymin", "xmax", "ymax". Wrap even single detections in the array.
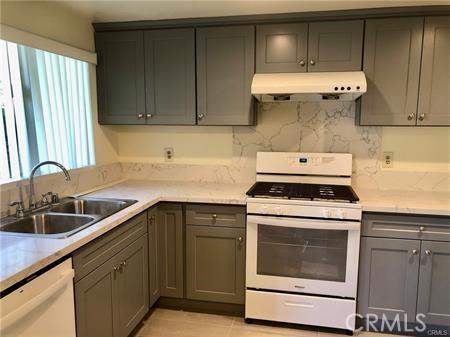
[
  {"xmin": 355, "ymin": 188, "xmax": 450, "ymax": 217},
  {"xmin": 1, "ymin": 179, "xmax": 449, "ymax": 292},
  {"xmin": 0, "ymin": 180, "xmax": 250, "ymax": 292}
]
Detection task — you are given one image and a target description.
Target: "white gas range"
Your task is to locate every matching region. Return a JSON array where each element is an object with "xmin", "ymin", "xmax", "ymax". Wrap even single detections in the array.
[{"xmin": 245, "ymin": 152, "xmax": 362, "ymax": 333}]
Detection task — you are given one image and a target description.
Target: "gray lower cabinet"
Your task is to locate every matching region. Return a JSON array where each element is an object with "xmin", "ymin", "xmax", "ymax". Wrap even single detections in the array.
[
  {"xmin": 358, "ymin": 237, "xmax": 420, "ymax": 321},
  {"xmin": 417, "ymin": 16, "xmax": 450, "ymax": 126},
  {"xmin": 148, "ymin": 207, "xmax": 160, "ymax": 306},
  {"xmin": 158, "ymin": 203, "xmax": 184, "ymax": 298},
  {"xmin": 196, "ymin": 25, "xmax": 255, "ymax": 125},
  {"xmin": 74, "ymin": 212, "xmax": 149, "ymax": 337},
  {"xmin": 307, "ymin": 20, "xmax": 363, "ymax": 72},
  {"xmin": 256, "ymin": 23, "xmax": 308, "ymax": 73},
  {"xmin": 186, "ymin": 225, "xmax": 245, "ymax": 304},
  {"xmin": 360, "ymin": 17, "xmax": 423, "ymax": 126},
  {"xmin": 144, "ymin": 28, "xmax": 196, "ymax": 125},
  {"xmin": 75, "ymin": 254, "xmax": 118, "ymax": 337},
  {"xmin": 416, "ymin": 241, "xmax": 450, "ymax": 326},
  {"xmin": 96, "ymin": 31, "xmax": 146, "ymax": 125}
]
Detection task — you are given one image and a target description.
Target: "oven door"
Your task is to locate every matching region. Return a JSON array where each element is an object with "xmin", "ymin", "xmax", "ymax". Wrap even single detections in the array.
[{"xmin": 246, "ymin": 215, "xmax": 360, "ymax": 298}]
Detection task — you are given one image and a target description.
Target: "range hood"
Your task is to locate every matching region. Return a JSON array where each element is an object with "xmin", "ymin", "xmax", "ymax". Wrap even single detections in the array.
[{"xmin": 251, "ymin": 71, "xmax": 367, "ymax": 102}]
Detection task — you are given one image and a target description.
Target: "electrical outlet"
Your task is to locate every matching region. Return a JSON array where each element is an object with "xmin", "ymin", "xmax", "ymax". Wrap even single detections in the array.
[
  {"xmin": 382, "ymin": 151, "xmax": 394, "ymax": 168},
  {"xmin": 164, "ymin": 147, "xmax": 174, "ymax": 162}
]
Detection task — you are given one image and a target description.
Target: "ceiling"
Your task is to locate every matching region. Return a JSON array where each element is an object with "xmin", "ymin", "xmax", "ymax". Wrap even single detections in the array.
[{"xmin": 36, "ymin": 0, "xmax": 450, "ymax": 23}]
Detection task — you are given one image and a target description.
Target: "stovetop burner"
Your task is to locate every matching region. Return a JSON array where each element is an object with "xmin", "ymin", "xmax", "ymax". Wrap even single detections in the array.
[{"xmin": 246, "ymin": 181, "xmax": 359, "ymax": 203}]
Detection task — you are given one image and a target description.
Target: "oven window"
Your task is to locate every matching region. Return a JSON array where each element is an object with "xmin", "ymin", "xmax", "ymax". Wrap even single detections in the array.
[{"xmin": 257, "ymin": 224, "xmax": 348, "ymax": 282}]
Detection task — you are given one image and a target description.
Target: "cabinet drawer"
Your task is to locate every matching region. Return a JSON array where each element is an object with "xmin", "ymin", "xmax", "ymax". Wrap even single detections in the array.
[
  {"xmin": 362, "ymin": 213, "xmax": 450, "ymax": 241},
  {"xmin": 246, "ymin": 290, "xmax": 356, "ymax": 330},
  {"xmin": 73, "ymin": 212, "xmax": 147, "ymax": 282},
  {"xmin": 186, "ymin": 204, "xmax": 246, "ymax": 228}
]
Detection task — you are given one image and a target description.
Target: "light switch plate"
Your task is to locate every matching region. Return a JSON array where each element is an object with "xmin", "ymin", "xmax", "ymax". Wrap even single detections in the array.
[
  {"xmin": 382, "ymin": 151, "xmax": 394, "ymax": 168},
  {"xmin": 164, "ymin": 147, "xmax": 174, "ymax": 162}
]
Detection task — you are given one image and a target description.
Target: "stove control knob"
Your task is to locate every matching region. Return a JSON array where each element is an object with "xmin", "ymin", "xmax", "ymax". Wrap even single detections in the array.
[
  {"xmin": 323, "ymin": 209, "xmax": 330, "ymax": 218},
  {"xmin": 260, "ymin": 205, "xmax": 268, "ymax": 214},
  {"xmin": 274, "ymin": 206, "xmax": 282, "ymax": 215},
  {"xmin": 337, "ymin": 210, "xmax": 346, "ymax": 219}
]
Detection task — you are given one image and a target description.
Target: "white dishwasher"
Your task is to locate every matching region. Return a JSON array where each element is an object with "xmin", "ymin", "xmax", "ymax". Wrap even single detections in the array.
[{"xmin": 0, "ymin": 258, "xmax": 76, "ymax": 337}]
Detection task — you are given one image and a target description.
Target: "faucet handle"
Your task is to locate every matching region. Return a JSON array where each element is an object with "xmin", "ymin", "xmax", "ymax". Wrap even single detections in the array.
[
  {"xmin": 41, "ymin": 192, "xmax": 53, "ymax": 205},
  {"xmin": 10, "ymin": 201, "xmax": 25, "ymax": 218}
]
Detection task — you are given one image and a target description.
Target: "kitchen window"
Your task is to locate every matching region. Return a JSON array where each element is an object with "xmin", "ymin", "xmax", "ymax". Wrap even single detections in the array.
[{"xmin": 0, "ymin": 40, "xmax": 95, "ymax": 183}]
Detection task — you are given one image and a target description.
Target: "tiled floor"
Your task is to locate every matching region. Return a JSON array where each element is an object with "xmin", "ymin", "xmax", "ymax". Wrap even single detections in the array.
[{"xmin": 136, "ymin": 308, "xmax": 399, "ymax": 337}]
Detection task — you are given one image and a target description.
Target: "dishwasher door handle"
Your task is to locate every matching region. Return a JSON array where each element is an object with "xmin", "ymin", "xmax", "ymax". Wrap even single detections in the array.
[{"xmin": 0, "ymin": 269, "xmax": 74, "ymax": 331}]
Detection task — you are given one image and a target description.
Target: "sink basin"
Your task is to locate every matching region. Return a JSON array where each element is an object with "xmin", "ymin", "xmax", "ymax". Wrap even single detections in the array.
[
  {"xmin": 0, "ymin": 213, "xmax": 96, "ymax": 238},
  {"xmin": 0, "ymin": 197, "xmax": 137, "ymax": 239},
  {"xmin": 50, "ymin": 198, "xmax": 134, "ymax": 215}
]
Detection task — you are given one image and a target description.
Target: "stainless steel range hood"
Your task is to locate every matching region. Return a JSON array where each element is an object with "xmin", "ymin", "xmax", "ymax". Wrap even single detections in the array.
[{"xmin": 251, "ymin": 71, "xmax": 367, "ymax": 102}]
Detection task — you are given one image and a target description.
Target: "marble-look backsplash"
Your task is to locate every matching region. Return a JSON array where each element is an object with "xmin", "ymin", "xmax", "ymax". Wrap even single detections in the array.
[
  {"xmin": 121, "ymin": 102, "xmax": 449, "ymax": 192},
  {"xmin": 0, "ymin": 162, "xmax": 122, "ymax": 217}
]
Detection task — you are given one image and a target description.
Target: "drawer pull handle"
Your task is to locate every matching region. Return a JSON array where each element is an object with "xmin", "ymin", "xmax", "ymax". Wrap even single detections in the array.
[
  {"xmin": 284, "ymin": 301, "xmax": 313, "ymax": 309},
  {"xmin": 425, "ymin": 250, "xmax": 432, "ymax": 256},
  {"xmin": 294, "ymin": 285, "xmax": 305, "ymax": 289},
  {"xmin": 237, "ymin": 236, "xmax": 243, "ymax": 242},
  {"xmin": 419, "ymin": 226, "xmax": 425, "ymax": 233},
  {"xmin": 412, "ymin": 249, "xmax": 418, "ymax": 256}
]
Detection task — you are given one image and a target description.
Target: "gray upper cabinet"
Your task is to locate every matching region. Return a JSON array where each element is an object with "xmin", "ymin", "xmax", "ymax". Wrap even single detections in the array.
[
  {"xmin": 196, "ymin": 25, "xmax": 255, "ymax": 125},
  {"xmin": 358, "ymin": 237, "xmax": 420, "ymax": 321},
  {"xmin": 360, "ymin": 17, "xmax": 423, "ymax": 126},
  {"xmin": 158, "ymin": 203, "xmax": 184, "ymax": 298},
  {"xmin": 256, "ymin": 23, "xmax": 308, "ymax": 73},
  {"xmin": 417, "ymin": 16, "xmax": 450, "ymax": 126},
  {"xmin": 186, "ymin": 225, "xmax": 246, "ymax": 304},
  {"xmin": 96, "ymin": 31, "xmax": 146, "ymax": 125},
  {"xmin": 144, "ymin": 29, "xmax": 196, "ymax": 125},
  {"xmin": 417, "ymin": 241, "xmax": 450, "ymax": 327},
  {"xmin": 307, "ymin": 20, "xmax": 363, "ymax": 72},
  {"xmin": 148, "ymin": 207, "xmax": 160, "ymax": 307}
]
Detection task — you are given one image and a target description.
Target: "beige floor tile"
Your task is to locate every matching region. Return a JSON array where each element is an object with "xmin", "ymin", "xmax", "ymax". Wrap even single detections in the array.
[
  {"xmin": 138, "ymin": 318, "xmax": 231, "ymax": 337},
  {"xmin": 149, "ymin": 308, "xmax": 235, "ymax": 327},
  {"xmin": 232, "ymin": 318, "xmax": 318, "ymax": 336}
]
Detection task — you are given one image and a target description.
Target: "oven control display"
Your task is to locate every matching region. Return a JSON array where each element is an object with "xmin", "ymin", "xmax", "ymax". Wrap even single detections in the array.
[{"xmin": 299, "ymin": 158, "xmax": 308, "ymax": 164}]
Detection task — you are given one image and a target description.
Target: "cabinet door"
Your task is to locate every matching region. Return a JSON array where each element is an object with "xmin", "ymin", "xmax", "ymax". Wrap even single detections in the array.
[
  {"xmin": 116, "ymin": 235, "xmax": 149, "ymax": 337},
  {"xmin": 144, "ymin": 29, "xmax": 196, "ymax": 125},
  {"xmin": 96, "ymin": 31, "xmax": 146, "ymax": 124},
  {"xmin": 360, "ymin": 18, "xmax": 423, "ymax": 126},
  {"xmin": 358, "ymin": 237, "xmax": 420, "ymax": 321},
  {"xmin": 196, "ymin": 26, "xmax": 255, "ymax": 125},
  {"xmin": 417, "ymin": 16, "xmax": 450, "ymax": 126},
  {"xmin": 158, "ymin": 203, "xmax": 184, "ymax": 298},
  {"xmin": 148, "ymin": 207, "xmax": 160, "ymax": 306},
  {"xmin": 186, "ymin": 225, "xmax": 245, "ymax": 304},
  {"xmin": 75, "ymin": 255, "xmax": 119, "ymax": 337},
  {"xmin": 256, "ymin": 23, "xmax": 308, "ymax": 73},
  {"xmin": 417, "ymin": 241, "xmax": 450, "ymax": 326},
  {"xmin": 307, "ymin": 20, "xmax": 363, "ymax": 72}
]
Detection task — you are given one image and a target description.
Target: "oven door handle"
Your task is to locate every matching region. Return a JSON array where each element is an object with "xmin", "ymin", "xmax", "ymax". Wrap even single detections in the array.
[{"xmin": 247, "ymin": 215, "xmax": 360, "ymax": 231}]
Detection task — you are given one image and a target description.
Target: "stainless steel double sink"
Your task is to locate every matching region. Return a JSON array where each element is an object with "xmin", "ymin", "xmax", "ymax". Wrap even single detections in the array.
[{"xmin": 0, "ymin": 197, "xmax": 137, "ymax": 239}]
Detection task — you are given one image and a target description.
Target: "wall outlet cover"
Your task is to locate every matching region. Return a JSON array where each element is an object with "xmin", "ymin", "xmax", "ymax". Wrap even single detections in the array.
[{"xmin": 382, "ymin": 151, "xmax": 394, "ymax": 168}]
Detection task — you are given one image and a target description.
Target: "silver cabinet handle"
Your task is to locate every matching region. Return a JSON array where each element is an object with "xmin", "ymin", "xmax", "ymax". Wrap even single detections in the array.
[
  {"xmin": 198, "ymin": 113, "xmax": 204, "ymax": 121},
  {"xmin": 237, "ymin": 236, "xmax": 243, "ymax": 242},
  {"xmin": 294, "ymin": 285, "xmax": 305, "ymax": 289},
  {"xmin": 418, "ymin": 113, "xmax": 425, "ymax": 121},
  {"xmin": 113, "ymin": 266, "xmax": 119, "ymax": 272},
  {"xmin": 137, "ymin": 113, "xmax": 144, "ymax": 119},
  {"xmin": 309, "ymin": 59, "xmax": 315, "ymax": 66},
  {"xmin": 298, "ymin": 60, "xmax": 305, "ymax": 66},
  {"xmin": 407, "ymin": 112, "xmax": 415, "ymax": 120},
  {"xmin": 412, "ymin": 249, "xmax": 418, "ymax": 255},
  {"xmin": 120, "ymin": 261, "xmax": 127, "ymax": 268},
  {"xmin": 425, "ymin": 249, "xmax": 432, "ymax": 256},
  {"xmin": 419, "ymin": 226, "xmax": 425, "ymax": 232},
  {"xmin": 146, "ymin": 114, "xmax": 153, "ymax": 118}
]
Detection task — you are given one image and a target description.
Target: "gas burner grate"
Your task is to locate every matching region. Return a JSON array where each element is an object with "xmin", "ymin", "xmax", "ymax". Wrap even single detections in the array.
[{"xmin": 246, "ymin": 182, "xmax": 359, "ymax": 203}]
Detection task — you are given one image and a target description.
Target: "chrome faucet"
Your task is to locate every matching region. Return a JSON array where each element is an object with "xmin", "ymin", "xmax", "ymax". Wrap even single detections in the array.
[{"xmin": 29, "ymin": 161, "xmax": 71, "ymax": 209}]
